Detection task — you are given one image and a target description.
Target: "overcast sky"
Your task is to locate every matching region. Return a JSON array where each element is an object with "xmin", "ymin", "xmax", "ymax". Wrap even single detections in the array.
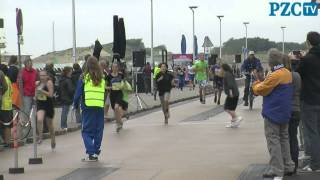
[{"xmin": 0, "ymin": 0, "xmax": 319, "ymax": 57}]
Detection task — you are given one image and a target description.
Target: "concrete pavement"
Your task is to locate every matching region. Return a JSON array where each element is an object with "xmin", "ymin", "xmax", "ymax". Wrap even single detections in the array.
[{"xmin": 0, "ymin": 91, "xmax": 272, "ymax": 180}]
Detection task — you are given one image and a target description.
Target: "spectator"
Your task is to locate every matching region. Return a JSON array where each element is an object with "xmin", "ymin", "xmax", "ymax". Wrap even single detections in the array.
[
  {"xmin": 283, "ymin": 54, "xmax": 302, "ymax": 174},
  {"xmin": 0, "ymin": 68, "xmax": 12, "ymax": 147},
  {"xmin": 221, "ymin": 64, "xmax": 242, "ymax": 128},
  {"xmin": 82, "ymin": 54, "xmax": 91, "ymax": 71},
  {"xmin": 59, "ymin": 66, "xmax": 75, "ymax": 131},
  {"xmin": 73, "ymin": 56, "xmax": 105, "ymax": 161},
  {"xmin": 241, "ymin": 51, "xmax": 263, "ymax": 106},
  {"xmin": 20, "ymin": 58, "xmax": 37, "ymax": 120},
  {"xmin": 7, "ymin": 56, "xmax": 21, "ymax": 108},
  {"xmin": 45, "ymin": 62, "xmax": 56, "ymax": 85},
  {"xmin": 142, "ymin": 62, "xmax": 152, "ymax": 94},
  {"xmin": 297, "ymin": 31, "xmax": 320, "ymax": 172},
  {"xmin": 71, "ymin": 63, "xmax": 82, "ymax": 124},
  {"xmin": 36, "ymin": 70, "xmax": 55, "ymax": 149},
  {"xmin": 253, "ymin": 49, "xmax": 295, "ymax": 179}
]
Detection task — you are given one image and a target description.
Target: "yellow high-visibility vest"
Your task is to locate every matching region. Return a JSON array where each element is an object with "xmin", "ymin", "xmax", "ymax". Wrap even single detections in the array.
[
  {"xmin": 2, "ymin": 76, "xmax": 12, "ymax": 111},
  {"xmin": 84, "ymin": 74, "xmax": 105, "ymax": 107},
  {"xmin": 153, "ymin": 67, "xmax": 161, "ymax": 79}
]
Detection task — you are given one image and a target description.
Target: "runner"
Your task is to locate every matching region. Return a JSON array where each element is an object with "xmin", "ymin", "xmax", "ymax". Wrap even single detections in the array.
[
  {"xmin": 193, "ymin": 56, "xmax": 209, "ymax": 104},
  {"xmin": 73, "ymin": 56, "xmax": 105, "ymax": 161},
  {"xmin": 155, "ymin": 63, "xmax": 175, "ymax": 124},
  {"xmin": 106, "ymin": 63, "xmax": 128, "ymax": 133},
  {"xmin": 187, "ymin": 63, "xmax": 195, "ymax": 90},
  {"xmin": 36, "ymin": 70, "xmax": 56, "ymax": 149},
  {"xmin": 211, "ymin": 60, "xmax": 223, "ymax": 105},
  {"xmin": 221, "ymin": 64, "xmax": 243, "ymax": 128}
]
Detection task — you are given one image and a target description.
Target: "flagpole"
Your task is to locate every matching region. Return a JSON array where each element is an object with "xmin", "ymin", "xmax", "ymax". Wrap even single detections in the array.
[{"xmin": 72, "ymin": 0, "xmax": 77, "ymax": 62}]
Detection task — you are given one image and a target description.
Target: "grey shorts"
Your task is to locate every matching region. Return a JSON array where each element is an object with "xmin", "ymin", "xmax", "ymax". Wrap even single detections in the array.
[{"xmin": 160, "ymin": 92, "xmax": 171, "ymax": 102}]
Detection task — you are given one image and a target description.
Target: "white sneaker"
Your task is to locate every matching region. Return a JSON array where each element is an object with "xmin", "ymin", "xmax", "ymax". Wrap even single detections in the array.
[
  {"xmin": 302, "ymin": 164, "xmax": 312, "ymax": 171},
  {"xmin": 274, "ymin": 176, "xmax": 283, "ymax": 180},
  {"xmin": 225, "ymin": 122, "xmax": 238, "ymax": 128},
  {"xmin": 234, "ymin": 116, "xmax": 243, "ymax": 126}
]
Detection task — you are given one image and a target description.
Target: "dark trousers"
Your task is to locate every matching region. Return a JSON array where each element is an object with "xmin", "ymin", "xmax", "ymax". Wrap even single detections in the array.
[
  {"xmin": 81, "ymin": 108, "xmax": 104, "ymax": 155},
  {"xmin": 301, "ymin": 102, "xmax": 320, "ymax": 170},
  {"xmin": 243, "ymin": 77, "xmax": 250, "ymax": 102},
  {"xmin": 289, "ymin": 111, "xmax": 300, "ymax": 170}
]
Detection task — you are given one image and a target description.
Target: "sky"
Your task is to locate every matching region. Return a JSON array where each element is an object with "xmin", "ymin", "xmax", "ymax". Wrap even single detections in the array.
[{"xmin": 0, "ymin": 0, "xmax": 319, "ymax": 57}]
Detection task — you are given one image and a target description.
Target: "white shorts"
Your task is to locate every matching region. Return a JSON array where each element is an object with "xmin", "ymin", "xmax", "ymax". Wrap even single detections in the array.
[{"xmin": 198, "ymin": 80, "xmax": 208, "ymax": 88}]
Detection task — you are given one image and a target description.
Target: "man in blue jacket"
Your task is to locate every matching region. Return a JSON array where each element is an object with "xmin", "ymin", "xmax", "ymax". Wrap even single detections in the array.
[
  {"xmin": 253, "ymin": 49, "xmax": 295, "ymax": 179},
  {"xmin": 241, "ymin": 51, "xmax": 262, "ymax": 106}
]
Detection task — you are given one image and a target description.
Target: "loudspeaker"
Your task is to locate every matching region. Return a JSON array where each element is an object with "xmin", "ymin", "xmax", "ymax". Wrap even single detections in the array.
[
  {"xmin": 133, "ymin": 50, "xmax": 146, "ymax": 67},
  {"xmin": 235, "ymin": 54, "xmax": 241, "ymax": 63},
  {"xmin": 0, "ymin": 19, "xmax": 3, "ymax": 28},
  {"xmin": 208, "ymin": 54, "xmax": 218, "ymax": 65}
]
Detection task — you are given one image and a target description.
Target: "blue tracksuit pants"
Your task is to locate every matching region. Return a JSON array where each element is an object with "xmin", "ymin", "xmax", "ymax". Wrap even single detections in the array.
[{"xmin": 81, "ymin": 108, "xmax": 104, "ymax": 155}]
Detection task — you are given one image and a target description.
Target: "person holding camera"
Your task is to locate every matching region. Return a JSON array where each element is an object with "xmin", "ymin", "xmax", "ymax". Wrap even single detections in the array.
[{"xmin": 296, "ymin": 31, "xmax": 320, "ymax": 172}]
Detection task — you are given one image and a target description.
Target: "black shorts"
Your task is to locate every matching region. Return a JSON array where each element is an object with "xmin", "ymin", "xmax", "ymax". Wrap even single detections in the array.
[
  {"xmin": 110, "ymin": 91, "xmax": 128, "ymax": 111},
  {"xmin": 224, "ymin": 96, "xmax": 239, "ymax": 111},
  {"xmin": 0, "ymin": 110, "xmax": 13, "ymax": 128},
  {"xmin": 214, "ymin": 76, "xmax": 223, "ymax": 89},
  {"xmin": 37, "ymin": 100, "xmax": 55, "ymax": 119}
]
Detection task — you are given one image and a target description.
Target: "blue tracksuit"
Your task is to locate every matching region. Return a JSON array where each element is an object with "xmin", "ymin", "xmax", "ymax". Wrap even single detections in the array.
[{"xmin": 73, "ymin": 79, "xmax": 104, "ymax": 155}]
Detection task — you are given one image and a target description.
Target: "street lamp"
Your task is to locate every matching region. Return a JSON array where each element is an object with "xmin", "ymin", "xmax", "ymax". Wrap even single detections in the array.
[
  {"xmin": 217, "ymin": 15, "xmax": 224, "ymax": 58},
  {"xmin": 151, "ymin": 0, "xmax": 154, "ymax": 67},
  {"xmin": 281, "ymin": 26, "xmax": 286, "ymax": 54},
  {"xmin": 243, "ymin": 22, "xmax": 249, "ymax": 60},
  {"xmin": 72, "ymin": 0, "xmax": 77, "ymax": 62},
  {"xmin": 189, "ymin": 6, "xmax": 198, "ymax": 61}
]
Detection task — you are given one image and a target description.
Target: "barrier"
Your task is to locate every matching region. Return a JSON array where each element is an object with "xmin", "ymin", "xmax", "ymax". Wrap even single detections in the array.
[{"xmin": 29, "ymin": 105, "xmax": 43, "ymax": 164}]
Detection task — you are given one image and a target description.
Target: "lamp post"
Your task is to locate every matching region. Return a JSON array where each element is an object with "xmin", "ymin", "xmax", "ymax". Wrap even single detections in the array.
[
  {"xmin": 151, "ymin": 0, "xmax": 154, "ymax": 67},
  {"xmin": 189, "ymin": 6, "xmax": 198, "ymax": 61},
  {"xmin": 243, "ymin": 22, "xmax": 249, "ymax": 59},
  {"xmin": 281, "ymin": 26, "xmax": 286, "ymax": 54},
  {"xmin": 72, "ymin": 0, "xmax": 77, "ymax": 62},
  {"xmin": 217, "ymin": 15, "xmax": 224, "ymax": 58}
]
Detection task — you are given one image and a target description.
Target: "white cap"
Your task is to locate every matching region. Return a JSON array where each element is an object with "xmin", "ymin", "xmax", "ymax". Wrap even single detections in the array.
[{"xmin": 249, "ymin": 51, "xmax": 255, "ymax": 55}]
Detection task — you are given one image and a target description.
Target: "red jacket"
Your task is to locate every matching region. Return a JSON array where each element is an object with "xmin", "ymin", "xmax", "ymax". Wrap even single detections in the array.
[{"xmin": 21, "ymin": 68, "xmax": 37, "ymax": 96}]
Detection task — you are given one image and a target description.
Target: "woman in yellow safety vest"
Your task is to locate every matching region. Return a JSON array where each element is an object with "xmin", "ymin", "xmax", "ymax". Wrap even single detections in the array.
[
  {"xmin": 73, "ymin": 56, "xmax": 105, "ymax": 162},
  {"xmin": 0, "ymin": 69, "xmax": 13, "ymax": 147}
]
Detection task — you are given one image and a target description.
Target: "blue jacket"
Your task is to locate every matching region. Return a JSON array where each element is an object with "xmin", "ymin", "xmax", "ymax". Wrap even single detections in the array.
[
  {"xmin": 241, "ymin": 58, "xmax": 263, "ymax": 77},
  {"xmin": 253, "ymin": 65, "xmax": 293, "ymax": 124}
]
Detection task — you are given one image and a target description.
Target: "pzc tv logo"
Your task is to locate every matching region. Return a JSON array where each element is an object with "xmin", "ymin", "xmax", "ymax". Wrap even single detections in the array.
[{"xmin": 269, "ymin": 0, "xmax": 320, "ymax": 16}]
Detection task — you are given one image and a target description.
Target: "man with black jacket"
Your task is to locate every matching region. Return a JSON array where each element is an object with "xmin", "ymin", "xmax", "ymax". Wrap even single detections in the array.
[
  {"xmin": 297, "ymin": 31, "xmax": 320, "ymax": 172},
  {"xmin": 71, "ymin": 63, "xmax": 82, "ymax": 124}
]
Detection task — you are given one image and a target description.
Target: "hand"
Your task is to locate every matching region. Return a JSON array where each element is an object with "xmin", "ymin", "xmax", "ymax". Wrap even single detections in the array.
[{"xmin": 158, "ymin": 76, "xmax": 164, "ymax": 81}]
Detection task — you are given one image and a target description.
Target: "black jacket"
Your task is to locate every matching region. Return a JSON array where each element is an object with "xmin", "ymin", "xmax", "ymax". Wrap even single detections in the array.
[
  {"xmin": 59, "ymin": 76, "xmax": 75, "ymax": 105},
  {"xmin": 71, "ymin": 69, "xmax": 82, "ymax": 87},
  {"xmin": 297, "ymin": 46, "xmax": 320, "ymax": 105}
]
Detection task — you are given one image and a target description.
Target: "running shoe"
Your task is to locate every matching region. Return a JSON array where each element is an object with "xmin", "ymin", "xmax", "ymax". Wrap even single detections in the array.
[
  {"xmin": 82, "ymin": 154, "xmax": 98, "ymax": 162},
  {"xmin": 233, "ymin": 116, "xmax": 243, "ymax": 127}
]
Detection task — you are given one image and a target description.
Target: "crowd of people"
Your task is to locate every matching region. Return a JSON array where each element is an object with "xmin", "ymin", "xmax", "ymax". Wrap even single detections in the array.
[{"xmin": 0, "ymin": 31, "xmax": 319, "ymax": 177}]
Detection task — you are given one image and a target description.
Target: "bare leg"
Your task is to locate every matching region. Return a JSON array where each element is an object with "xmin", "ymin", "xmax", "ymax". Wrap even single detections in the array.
[
  {"xmin": 226, "ymin": 110, "xmax": 237, "ymax": 120},
  {"xmin": 3, "ymin": 128, "xmax": 11, "ymax": 144},
  {"xmin": 36, "ymin": 110, "xmax": 45, "ymax": 143}
]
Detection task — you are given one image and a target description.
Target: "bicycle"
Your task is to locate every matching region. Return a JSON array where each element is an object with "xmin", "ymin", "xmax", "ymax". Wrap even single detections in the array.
[{"xmin": 0, "ymin": 105, "xmax": 32, "ymax": 143}]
